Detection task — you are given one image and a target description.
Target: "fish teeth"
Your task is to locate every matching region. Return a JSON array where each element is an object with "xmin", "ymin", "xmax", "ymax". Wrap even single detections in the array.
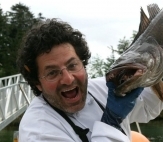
[
  {"xmin": 108, "ymin": 73, "xmax": 114, "ymax": 79},
  {"xmin": 129, "ymin": 75, "xmax": 133, "ymax": 78}
]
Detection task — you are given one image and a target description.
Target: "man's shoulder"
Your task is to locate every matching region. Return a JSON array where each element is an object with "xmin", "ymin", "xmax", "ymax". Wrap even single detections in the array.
[
  {"xmin": 19, "ymin": 96, "xmax": 76, "ymax": 141},
  {"xmin": 88, "ymin": 76, "xmax": 106, "ymax": 84},
  {"xmin": 20, "ymin": 96, "xmax": 49, "ymax": 121},
  {"xmin": 19, "ymin": 96, "xmax": 68, "ymax": 130},
  {"xmin": 88, "ymin": 77, "xmax": 106, "ymax": 90},
  {"xmin": 88, "ymin": 77, "xmax": 108, "ymax": 104}
]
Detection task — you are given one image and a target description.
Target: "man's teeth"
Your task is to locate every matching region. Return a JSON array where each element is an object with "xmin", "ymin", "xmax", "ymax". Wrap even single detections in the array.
[{"xmin": 62, "ymin": 87, "xmax": 76, "ymax": 92}]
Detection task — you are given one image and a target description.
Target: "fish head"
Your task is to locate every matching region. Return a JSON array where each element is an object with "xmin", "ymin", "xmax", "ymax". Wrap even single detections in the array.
[{"xmin": 106, "ymin": 36, "xmax": 163, "ymax": 96}]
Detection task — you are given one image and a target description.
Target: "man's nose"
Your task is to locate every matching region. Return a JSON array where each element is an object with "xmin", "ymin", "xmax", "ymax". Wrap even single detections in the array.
[{"xmin": 60, "ymin": 68, "xmax": 74, "ymax": 85}]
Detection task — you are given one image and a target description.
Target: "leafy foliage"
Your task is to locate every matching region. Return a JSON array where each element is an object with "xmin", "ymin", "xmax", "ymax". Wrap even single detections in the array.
[
  {"xmin": 0, "ymin": 3, "xmax": 45, "ymax": 77},
  {"xmin": 87, "ymin": 55, "xmax": 106, "ymax": 78},
  {"xmin": 88, "ymin": 32, "xmax": 136, "ymax": 78},
  {"xmin": 0, "ymin": 6, "xmax": 10, "ymax": 77}
]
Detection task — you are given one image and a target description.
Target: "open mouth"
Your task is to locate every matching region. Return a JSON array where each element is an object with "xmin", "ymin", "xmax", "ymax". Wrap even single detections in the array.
[
  {"xmin": 106, "ymin": 64, "xmax": 146, "ymax": 86},
  {"xmin": 61, "ymin": 87, "xmax": 79, "ymax": 99}
]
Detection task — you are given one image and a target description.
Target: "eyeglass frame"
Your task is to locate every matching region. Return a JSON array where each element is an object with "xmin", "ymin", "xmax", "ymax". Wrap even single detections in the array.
[{"xmin": 39, "ymin": 59, "xmax": 85, "ymax": 82}]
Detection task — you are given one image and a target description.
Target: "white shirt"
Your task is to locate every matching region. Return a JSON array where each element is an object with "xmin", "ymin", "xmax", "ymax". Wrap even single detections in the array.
[{"xmin": 19, "ymin": 77, "xmax": 163, "ymax": 142}]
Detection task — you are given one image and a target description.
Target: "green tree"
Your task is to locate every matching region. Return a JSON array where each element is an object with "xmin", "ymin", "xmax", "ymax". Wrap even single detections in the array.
[
  {"xmin": 7, "ymin": 3, "xmax": 35, "ymax": 74},
  {"xmin": 117, "ymin": 37, "xmax": 130, "ymax": 54},
  {"xmin": 87, "ymin": 55, "xmax": 105, "ymax": 78},
  {"xmin": 0, "ymin": 5, "xmax": 11, "ymax": 77},
  {"xmin": 103, "ymin": 46, "xmax": 117, "ymax": 74},
  {"xmin": 0, "ymin": 3, "xmax": 45, "ymax": 77},
  {"xmin": 88, "ymin": 31, "xmax": 136, "ymax": 78},
  {"xmin": 37, "ymin": 12, "xmax": 45, "ymax": 21}
]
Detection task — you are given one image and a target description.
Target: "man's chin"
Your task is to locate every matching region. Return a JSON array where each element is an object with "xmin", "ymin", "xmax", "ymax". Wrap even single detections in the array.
[{"xmin": 64, "ymin": 101, "xmax": 86, "ymax": 114}]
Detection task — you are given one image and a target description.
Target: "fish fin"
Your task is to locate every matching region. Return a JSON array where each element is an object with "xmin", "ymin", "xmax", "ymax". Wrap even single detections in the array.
[
  {"xmin": 130, "ymin": 7, "xmax": 150, "ymax": 45},
  {"xmin": 147, "ymin": 4, "xmax": 161, "ymax": 20}
]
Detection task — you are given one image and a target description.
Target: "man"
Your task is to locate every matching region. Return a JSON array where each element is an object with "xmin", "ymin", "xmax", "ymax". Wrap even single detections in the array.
[{"xmin": 17, "ymin": 19, "xmax": 163, "ymax": 142}]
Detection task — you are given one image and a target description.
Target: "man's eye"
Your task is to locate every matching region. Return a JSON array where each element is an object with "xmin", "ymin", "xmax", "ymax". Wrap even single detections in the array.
[
  {"xmin": 68, "ymin": 63, "xmax": 78, "ymax": 70},
  {"xmin": 47, "ymin": 70, "xmax": 58, "ymax": 77}
]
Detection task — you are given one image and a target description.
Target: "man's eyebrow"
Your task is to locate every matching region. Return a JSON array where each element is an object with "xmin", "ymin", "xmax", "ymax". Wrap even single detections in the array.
[
  {"xmin": 66, "ymin": 57, "xmax": 78, "ymax": 64},
  {"xmin": 44, "ymin": 57, "xmax": 78, "ymax": 70},
  {"xmin": 44, "ymin": 65, "xmax": 58, "ymax": 71}
]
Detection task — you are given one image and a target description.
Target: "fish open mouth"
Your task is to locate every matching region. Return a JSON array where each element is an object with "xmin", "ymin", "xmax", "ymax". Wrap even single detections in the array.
[{"xmin": 106, "ymin": 63, "xmax": 147, "ymax": 87}]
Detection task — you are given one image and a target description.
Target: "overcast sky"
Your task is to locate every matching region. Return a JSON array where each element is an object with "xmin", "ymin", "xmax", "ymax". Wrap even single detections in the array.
[{"xmin": 0, "ymin": 0, "xmax": 162, "ymax": 59}]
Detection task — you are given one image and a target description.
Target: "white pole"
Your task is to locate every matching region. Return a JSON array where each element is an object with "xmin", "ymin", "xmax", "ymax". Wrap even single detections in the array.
[
  {"xmin": 19, "ymin": 83, "xmax": 30, "ymax": 105},
  {"xmin": 136, "ymin": 122, "xmax": 142, "ymax": 133}
]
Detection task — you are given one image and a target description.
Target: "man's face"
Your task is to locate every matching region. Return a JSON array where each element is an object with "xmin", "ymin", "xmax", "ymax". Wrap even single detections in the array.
[{"xmin": 36, "ymin": 43, "xmax": 88, "ymax": 113}]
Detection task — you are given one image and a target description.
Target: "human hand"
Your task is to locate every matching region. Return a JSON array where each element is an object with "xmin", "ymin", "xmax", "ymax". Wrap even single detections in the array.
[
  {"xmin": 101, "ymin": 81, "xmax": 144, "ymax": 132},
  {"xmin": 106, "ymin": 81, "xmax": 144, "ymax": 119}
]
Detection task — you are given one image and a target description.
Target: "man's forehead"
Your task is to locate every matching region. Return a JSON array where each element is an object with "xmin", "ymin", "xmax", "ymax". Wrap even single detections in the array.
[
  {"xmin": 37, "ymin": 43, "xmax": 78, "ymax": 66},
  {"xmin": 51, "ymin": 43, "xmax": 76, "ymax": 57},
  {"xmin": 37, "ymin": 43, "xmax": 76, "ymax": 59}
]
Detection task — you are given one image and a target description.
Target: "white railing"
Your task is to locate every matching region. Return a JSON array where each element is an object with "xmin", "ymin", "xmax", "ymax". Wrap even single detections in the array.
[{"xmin": 0, "ymin": 74, "xmax": 34, "ymax": 130}]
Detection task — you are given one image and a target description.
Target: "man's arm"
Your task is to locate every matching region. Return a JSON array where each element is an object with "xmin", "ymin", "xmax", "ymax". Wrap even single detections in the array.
[
  {"xmin": 151, "ymin": 80, "xmax": 163, "ymax": 101},
  {"xmin": 129, "ymin": 86, "xmax": 163, "ymax": 123}
]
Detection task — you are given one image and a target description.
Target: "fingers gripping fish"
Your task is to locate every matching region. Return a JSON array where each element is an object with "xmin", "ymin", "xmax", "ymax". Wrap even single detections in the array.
[{"xmin": 106, "ymin": 4, "xmax": 163, "ymax": 100}]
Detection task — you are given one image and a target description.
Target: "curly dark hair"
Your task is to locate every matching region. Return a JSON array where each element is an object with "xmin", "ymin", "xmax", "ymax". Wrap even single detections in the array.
[{"xmin": 17, "ymin": 18, "xmax": 91, "ymax": 96}]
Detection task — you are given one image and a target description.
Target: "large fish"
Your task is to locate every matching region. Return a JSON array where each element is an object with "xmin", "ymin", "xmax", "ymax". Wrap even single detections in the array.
[{"xmin": 106, "ymin": 4, "xmax": 163, "ymax": 100}]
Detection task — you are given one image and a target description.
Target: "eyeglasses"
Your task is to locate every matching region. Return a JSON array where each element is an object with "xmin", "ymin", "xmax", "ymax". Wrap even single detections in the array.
[{"xmin": 39, "ymin": 59, "xmax": 84, "ymax": 82}]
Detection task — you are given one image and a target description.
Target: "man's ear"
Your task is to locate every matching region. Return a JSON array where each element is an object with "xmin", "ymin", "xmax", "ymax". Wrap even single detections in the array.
[{"xmin": 36, "ymin": 84, "xmax": 42, "ymax": 91}]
